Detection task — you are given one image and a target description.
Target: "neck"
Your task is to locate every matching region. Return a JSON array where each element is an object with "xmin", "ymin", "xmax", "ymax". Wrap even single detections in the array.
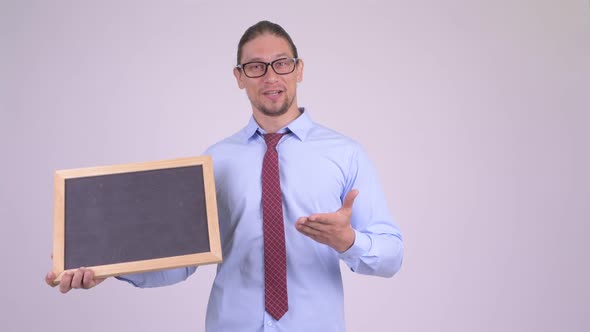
[{"xmin": 253, "ymin": 105, "xmax": 301, "ymax": 133}]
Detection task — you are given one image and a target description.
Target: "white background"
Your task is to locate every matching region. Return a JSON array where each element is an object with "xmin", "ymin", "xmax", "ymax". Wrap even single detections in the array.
[{"xmin": 1, "ymin": 0, "xmax": 589, "ymax": 331}]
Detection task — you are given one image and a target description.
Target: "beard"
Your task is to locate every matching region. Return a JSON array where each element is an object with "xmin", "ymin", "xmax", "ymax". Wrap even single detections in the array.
[{"xmin": 256, "ymin": 91, "xmax": 296, "ymax": 117}]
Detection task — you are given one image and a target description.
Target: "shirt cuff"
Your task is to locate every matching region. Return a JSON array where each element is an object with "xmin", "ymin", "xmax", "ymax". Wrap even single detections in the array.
[
  {"xmin": 115, "ymin": 274, "xmax": 141, "ymax": 287},
  {"xmin": 338, "ymin": 229, "xmax": 372, "ymax": 261}
]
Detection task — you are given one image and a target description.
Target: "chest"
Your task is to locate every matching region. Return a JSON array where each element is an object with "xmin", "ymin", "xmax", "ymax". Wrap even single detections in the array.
[{"xmin": 215, "ymin": 142, "xmax": 349, "ymax": 214}]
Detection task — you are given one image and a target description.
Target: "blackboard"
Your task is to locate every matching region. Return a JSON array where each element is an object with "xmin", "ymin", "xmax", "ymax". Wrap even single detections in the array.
[{"xmin": 52, "ymin": 156, "xmax": 221, "ymax": 283}]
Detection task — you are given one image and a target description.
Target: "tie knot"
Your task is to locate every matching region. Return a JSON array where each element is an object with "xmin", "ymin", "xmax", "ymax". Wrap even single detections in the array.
[{"xmin": 264, "ymin": 133, "xmax": 284, "ymax": 149}]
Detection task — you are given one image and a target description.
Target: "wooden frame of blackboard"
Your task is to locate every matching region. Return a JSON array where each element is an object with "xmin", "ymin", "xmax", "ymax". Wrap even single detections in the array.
[{"xmin": 52, "ymin": 156, "xmax": 222, "ymax": 284}]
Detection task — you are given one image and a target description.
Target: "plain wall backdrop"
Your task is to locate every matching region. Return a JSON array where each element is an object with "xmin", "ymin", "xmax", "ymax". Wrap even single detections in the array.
[{"xmin": 1, "ymin": 0, "xmax": 588, "ymax": 331}]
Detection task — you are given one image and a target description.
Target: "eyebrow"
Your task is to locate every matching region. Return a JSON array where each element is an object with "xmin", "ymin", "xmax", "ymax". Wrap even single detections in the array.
[{"xmin": 243, "ymin": 53, "xmax": 292, "ymax": 63}]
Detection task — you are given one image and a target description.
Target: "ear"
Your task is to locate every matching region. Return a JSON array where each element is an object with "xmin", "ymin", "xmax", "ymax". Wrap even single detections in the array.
[
  {"xmin": 233, "ymin": 67, "xmax": 245, "ymax": 89},
  {"xmin": 295, "ymin": 58, "xmax": 304, "ymax": 83}
]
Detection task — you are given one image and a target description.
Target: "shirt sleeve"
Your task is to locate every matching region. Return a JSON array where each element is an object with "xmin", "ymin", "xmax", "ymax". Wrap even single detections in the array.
[
  {"xmin": 338, "ymin": 143, "xmax": 404, "ymax": 277},
  {"xmin": 116, "ymin": 266, "xmax": 197, "ymax": 288}
]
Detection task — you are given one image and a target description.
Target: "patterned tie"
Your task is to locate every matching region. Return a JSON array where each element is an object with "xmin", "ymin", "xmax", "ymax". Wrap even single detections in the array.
[{"xmin": 262, "ymin": 133, "xmax": 288, "ymax": 320}]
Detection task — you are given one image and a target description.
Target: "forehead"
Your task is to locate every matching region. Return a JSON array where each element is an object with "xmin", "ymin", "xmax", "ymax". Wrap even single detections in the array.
[{"xmin": 241, "ymin": 33, "xmax": 293, "ymax": 62}]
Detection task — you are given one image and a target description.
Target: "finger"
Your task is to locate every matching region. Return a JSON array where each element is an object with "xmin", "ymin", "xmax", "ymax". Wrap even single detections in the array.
[
  {"xmin": 295, "ymin": 216, "xmax": 308, "ymax": 227},
  {"xmin": 341, "ymin": 189, "xmax": 359, "ymax": 212},
  {"xmin": 82, "ymin": 269, "xmax": 95, "ymax": 289},
  {"xmin": 297, "ymin": 216, "xmax": 333, "ymax": 229},
  {"xmin": 59, "ymin": 272, "xmax": 74, "ymax": 294},
  {"xmin": 307, "ymin": 212, "xmax": 334, "ymax": 223},
  {"xmin": 71, "ymin": 269, "xmax": 84, "ymax": 289},
  {"xmin": 302, "ymin": 219, "xmax": 329, "ymax": 232},
  {"xmin": 296, "ymin": 221, "xmax": 323, "ymax": 237},
  {"xmin": 45, "ymin": 272, "xmax": 57, "ymax": 287},
  {"xmin": 296, "ymin": 215, "xmax": 325, "ymax": 230},
  {"xmin": 295, "ymin": 213, "xmax": 333, "ymax": 229},
  {"xmin": 296, "ymin": 224, "xmax": 329, "ymax": 245}
]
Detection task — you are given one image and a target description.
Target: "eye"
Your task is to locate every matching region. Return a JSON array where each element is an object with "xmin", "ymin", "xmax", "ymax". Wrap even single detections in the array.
[
  {"xmin": 274, "ymin": 59, "xmax": 289, "ymax": 68},
  {"xmin": 244, "ymin": 62, "xmax": 263, "ymax": 71}
]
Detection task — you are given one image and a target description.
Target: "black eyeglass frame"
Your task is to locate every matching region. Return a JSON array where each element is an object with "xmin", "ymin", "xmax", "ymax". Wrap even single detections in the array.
[{"xmin": 236, "ymin": 57, "xmax": 299, "ymax": 78}]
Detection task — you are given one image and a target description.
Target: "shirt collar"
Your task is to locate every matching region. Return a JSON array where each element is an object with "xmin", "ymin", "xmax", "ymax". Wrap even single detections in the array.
[{"xmin": 241, "ymin": 107, "xmax": 314, "ymax": 143}]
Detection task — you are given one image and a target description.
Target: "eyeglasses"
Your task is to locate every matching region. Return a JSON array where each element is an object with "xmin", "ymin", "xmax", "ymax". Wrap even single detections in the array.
[{"xmin": 236, "ymin": 57, "xmax": 299, "ymax": 78}]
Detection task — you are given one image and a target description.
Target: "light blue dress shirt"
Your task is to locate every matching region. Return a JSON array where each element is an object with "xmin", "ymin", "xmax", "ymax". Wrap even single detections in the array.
[{"xmin": 118, "ymin": 109, "xmax": 403, "ymax": 332}]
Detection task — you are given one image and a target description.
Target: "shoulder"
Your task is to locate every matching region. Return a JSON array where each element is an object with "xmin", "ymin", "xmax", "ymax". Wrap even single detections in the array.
[
  {"xmin": 306, "ymin": 122, "xmax": 363, "ymax": 154},
  {"xmin": 204, "ymin": 130, "xmax": 247, "ymax": 156}
]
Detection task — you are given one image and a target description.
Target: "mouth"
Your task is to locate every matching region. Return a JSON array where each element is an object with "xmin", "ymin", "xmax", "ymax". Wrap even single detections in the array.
[
  {"xmin": 263, "ymin": 90, "xmax": 283, "ymax": 95},
  {"xmin": 262, "ymin": 89, "xmax": 284, "ymax": 101}
]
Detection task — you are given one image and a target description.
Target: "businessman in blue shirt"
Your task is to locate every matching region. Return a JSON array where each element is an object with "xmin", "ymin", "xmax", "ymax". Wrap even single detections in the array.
[{"xmin": 46, "ymin": 20, "xmax": 404, "ymax": 332}]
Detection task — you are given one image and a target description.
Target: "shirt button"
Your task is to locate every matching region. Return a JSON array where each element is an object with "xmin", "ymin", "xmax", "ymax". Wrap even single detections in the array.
[{"xmin": 268, "ymin": 321, "xmax": 273, "ymax": 327}]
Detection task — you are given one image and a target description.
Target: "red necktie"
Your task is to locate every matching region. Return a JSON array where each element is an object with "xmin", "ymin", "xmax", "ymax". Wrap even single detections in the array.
[{"xmin": 262, "ymin": 133, "xmax": 288, "ymax": 320}]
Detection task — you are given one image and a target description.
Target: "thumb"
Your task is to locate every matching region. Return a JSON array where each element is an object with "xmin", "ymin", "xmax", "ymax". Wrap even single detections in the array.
[
  {"xmin": 45, "ymin": 271, "xmax": 57, "ymax": 287},
  {"xmin": 340, "ymin": 189, "xmax": 359, "ymax": 212}
]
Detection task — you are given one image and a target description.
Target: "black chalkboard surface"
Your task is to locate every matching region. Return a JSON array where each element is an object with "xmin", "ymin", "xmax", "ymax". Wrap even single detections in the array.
[{"xmin": 52, "ymin": 156, "xmax": 221, "ymax": 283}]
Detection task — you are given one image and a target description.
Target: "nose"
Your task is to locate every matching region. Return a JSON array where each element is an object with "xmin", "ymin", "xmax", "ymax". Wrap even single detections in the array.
[{"xmin": 262, "ymin": 64, "xmax": 279, "ymax": 83}]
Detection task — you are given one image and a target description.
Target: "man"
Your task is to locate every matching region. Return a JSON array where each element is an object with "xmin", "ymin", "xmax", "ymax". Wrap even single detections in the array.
[{"xmin": 46, "ymin": 21, "xmax": 403, "ymax": 331}]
